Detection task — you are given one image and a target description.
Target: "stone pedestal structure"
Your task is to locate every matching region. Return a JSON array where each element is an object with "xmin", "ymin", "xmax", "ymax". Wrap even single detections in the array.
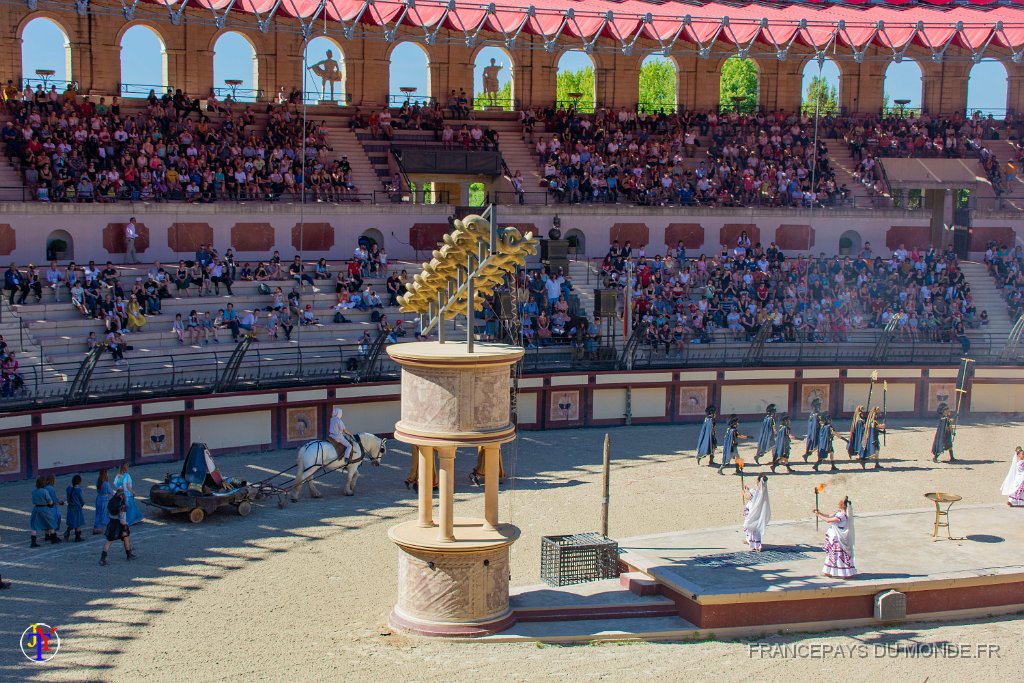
[{"xmin": 386, "ymin": 341, "xmax": 523, "ymax": 637}]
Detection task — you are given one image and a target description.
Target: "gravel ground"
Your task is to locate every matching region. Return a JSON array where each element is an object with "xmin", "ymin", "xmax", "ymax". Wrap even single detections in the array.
[{"xmin": 0, "ymin": 418, "xmax": 1022, "ymax": 682}]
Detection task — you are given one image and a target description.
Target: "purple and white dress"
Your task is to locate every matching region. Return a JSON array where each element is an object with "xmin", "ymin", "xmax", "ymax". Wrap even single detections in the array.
[
  {"xmin": 1001, "ymin": 456, "xmax": 1024, "ymax": 507},
  {"xmin": 822, "ymin": 509, "xmax": 856, "ymax": 578}
]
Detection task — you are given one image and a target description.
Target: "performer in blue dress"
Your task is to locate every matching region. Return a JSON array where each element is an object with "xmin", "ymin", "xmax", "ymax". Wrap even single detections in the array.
[
  {"xmin": 754, "ymin": 404, "xmax": 776, "ymax": 464},
  {"xmin": 847, "ymin": 405, "xmax": 865, "ymax": 459},
  {"xmin": 114, "ymin": 462, "xmax": 144, "ymax": 525},
  {"xmin": 695, "ymin": 405, "xmax": 717, "ymax": 466},
  {"xmin": 931, "ymin": 403, "xmax": 955, "ymax": 463},
  {"xmin": 44, "ymin": 474, "xmax": 62, "ymax": 535},
  {"xmin": 93, "ymin": 468, "xmax": 115, "ymax": 534},
  {"xmin": 64, "ymin": 475, "xmax": 86, "ymax": 542},
  {"xmin": 771, "ymin": 413, "xmax": 794, "ymax": 473},
  {"xmin": 803, "ymin": 398, "xmax": 822, "ymax": 461},
  {"xmin": 30, "ymin": 477, "xmax": 59, "ymax": 547}
]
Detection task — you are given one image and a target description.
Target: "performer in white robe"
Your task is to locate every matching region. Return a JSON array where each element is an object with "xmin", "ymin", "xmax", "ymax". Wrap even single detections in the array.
[
  {"xmin": 328, "ymin": 407, "xmax": 353, "ymax": 463},
  {"xmin": 742, "ymin": 475, "xmax": 771, "ymax": 551},
  {"xmin": 814, "ymin": 497, "xmax": 856, "ymax": 578},
  {"xmin": 1000, "ymin": 446, "xmax": 1024, "ymax": 507}
]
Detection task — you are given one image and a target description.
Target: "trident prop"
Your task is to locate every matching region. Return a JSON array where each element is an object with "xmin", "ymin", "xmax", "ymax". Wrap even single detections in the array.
[
  {"xmin": 952, "ymin": 356, "xmax": 974, "ymax": 444},
  {"xmin": 815, "ymin": 482, "xmax": 828, "ymax": 530}
]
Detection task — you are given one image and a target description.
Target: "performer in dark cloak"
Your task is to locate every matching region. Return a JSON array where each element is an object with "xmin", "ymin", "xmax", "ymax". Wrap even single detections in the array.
[
  {"xmin": 771, "ymin": 413, "xmax": 794, "ymax": 473},
  {"xmin": 804, "ymin": 398, "xmax": 822, "ymax": 461},
  {"xmin": 696, "ymin": 405, "xmax": 717, "ymax": 466},
  {"xmin": 931, "ymin": 403, "xmax": 956, "ymax": 463},
  {"xmin": 847, "ymin": 405, "xmax": 866, "ymax": 459},
  {"xmin": 813, "ymin": 412, "xmax": 842, "ymax": 472},
  {"xmin": 719, "ymin": 414, "xmax": 749, "ymax": 475},
  {"xmin": 860, "ymin": 406, "xmax": 885, "ymax": 470},
  {"xmin": 754, "ymin": 404, "xmax": 777, "ymax": 464}
]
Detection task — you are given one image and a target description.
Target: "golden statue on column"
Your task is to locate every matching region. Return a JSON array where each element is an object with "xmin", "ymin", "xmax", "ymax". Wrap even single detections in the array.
[{"xmin": 386, "ymin": 209, "xmax": 537, "ymax": 636}]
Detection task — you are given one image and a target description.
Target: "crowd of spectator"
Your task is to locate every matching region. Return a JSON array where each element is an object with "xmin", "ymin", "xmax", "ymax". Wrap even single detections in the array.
[
  {"xmin": 522, "ymin": 106, "xmax": 851, "ymax": 208},
  {"xmin": 595, "ymin": 235, "xmax": 977, "ymax": 355},
  {"xmin": 0, "ymin": 83, "xmax": 361, "ymax": 203},
  {"xmin": 985, "ymin": 241, "xmax": 1024, "ymax": 321}
]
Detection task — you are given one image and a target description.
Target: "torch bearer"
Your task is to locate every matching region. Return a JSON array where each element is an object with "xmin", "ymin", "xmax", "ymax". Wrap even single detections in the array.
[{"xmin": 814, "ymin": 482, "xmax": 828, "ymax": 530}]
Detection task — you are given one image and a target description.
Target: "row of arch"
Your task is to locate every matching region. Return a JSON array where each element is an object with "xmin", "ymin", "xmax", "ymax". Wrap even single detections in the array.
[{"xmin": 21, "ymin": 16, "xmax": 1012, "ymax": 114}]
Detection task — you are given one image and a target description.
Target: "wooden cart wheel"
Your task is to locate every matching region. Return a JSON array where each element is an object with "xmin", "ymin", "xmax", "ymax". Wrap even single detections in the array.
[
  {"xmin": 237, "ymin": 501, "xmax": 252, "ymax": 517},
  {"xmin": 189, "ymin": 507, "xmax": 205, "ymax": 524}
]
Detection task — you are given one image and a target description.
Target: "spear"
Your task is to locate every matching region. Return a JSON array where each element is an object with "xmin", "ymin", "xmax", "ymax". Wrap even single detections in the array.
[
  {"xmin": 865, "ymin": 370, "xmax": 878, "ymax": 411},
  {"xmin": 882, "ymin": 380, "xmax": 888, "ymax": 446},
  {"xmin": 815, "ymin": 482, "xmax": 828, "ymax": 530}
]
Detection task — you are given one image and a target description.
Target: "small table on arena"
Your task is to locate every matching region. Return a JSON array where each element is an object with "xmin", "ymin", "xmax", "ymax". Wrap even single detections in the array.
[
  {"xmin": 35, "ymin": 69, "xmax": 55, "ymax": 88},
  {"xmin": 399, "ymin": 87, "xmax": 417, "ymax": 104},
  {"xmin": 893, "ymin": 99, "xmax": 911, "ymax": 118},
  {"xmin": 730, "ymin": 95, "xmax": 747, "ymax": 111},
  {"xmin": 224, "ymin": 79, "xmax": 243, "ymax": 99},
  {"xmin": 925, "ymin": 492, "xmax": 961, "ymax": 540}
]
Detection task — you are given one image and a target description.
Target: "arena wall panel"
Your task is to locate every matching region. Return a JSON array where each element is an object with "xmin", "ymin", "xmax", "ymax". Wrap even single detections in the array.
[
  {"xmin": 336, "ymin": 401, "xmax": 400, "ymax": 434},
  {"xmin": 592, "ymin": 389, "xmax": 627, "ymax": 420},
  {"xmin": 841, "ymin": 382, "xmax": 916, "ymax": 413},
  {"xmin": 37, "ymin": 425, "xmax": 126, "ymax": 470},
  {"xmin": 631, "ymin": 387, "xmax": 667, "ymax": 418},
  {"xmin": 720, "ymin": 384, "xmax": 789, "ymax": 416},
  {"xmin": 190, "ymin": 411, "xmax": 273, "ymax": 450},
  {"xmin": 970, "ymin": 383, "xmax": 1024, "ymax": 413},
  {"xmin": 517, "ymin": 393, "xmax": 539, "ymax": 427}
]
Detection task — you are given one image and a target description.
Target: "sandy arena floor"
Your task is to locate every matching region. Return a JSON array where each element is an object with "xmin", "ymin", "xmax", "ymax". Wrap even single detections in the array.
[{"xmin": 0, "ymin": 418, "xmax": 1022, "ymax": 682}]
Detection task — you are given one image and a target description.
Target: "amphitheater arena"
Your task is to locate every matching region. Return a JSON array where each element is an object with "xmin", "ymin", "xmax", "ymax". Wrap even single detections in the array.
[{"xmin": 0, "ymin": 0, "xmax": 1023, "ymax": 679}]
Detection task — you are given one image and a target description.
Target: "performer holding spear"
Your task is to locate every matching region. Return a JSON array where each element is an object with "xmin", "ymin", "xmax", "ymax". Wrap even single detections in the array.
[{"xmin": 931, "ymin": 403, "xmax": 955, "ymax": 463}]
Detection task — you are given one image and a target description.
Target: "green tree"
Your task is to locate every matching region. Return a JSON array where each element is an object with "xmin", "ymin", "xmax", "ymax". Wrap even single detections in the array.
[
  {"xmin": 474, "ymin": 80, "xmax": 513, "ymax": 112},
  {"xmin": 801, "ymin": 75, "xmax": 839, "ymax": 116},
  {"xmin": 556, "ymin": 66, "xmax": 595, "ymax": 113},
  {"xmin": 719, "ymin": 56, "xmax": 758, "ymax": 114},
  {"xmin": 638, "ymin": 58, "xmax": 677, "ymax": 112}
]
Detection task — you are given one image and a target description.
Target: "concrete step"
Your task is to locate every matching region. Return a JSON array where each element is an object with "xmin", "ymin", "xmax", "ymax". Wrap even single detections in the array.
[{"xmin": 477, "ymin": 615, "xmax": 697, "ymax": 644}]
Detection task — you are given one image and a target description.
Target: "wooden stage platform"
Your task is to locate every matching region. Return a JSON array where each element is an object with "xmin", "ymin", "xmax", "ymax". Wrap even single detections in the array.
[{"xmin": 482, "ymin": 504, "xmax": 1024, "ymax": 643}]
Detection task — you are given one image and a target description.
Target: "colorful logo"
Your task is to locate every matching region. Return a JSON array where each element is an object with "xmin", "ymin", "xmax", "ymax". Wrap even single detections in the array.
[{"xmin": 20, "ymin": 624, "xmax": 59, "ymax": 663}]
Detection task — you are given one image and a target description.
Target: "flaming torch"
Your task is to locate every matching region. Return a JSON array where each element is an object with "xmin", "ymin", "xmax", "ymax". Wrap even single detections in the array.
[{"xmin": 814, "ymin": 482, "xmax": 828, "ymax": 530}]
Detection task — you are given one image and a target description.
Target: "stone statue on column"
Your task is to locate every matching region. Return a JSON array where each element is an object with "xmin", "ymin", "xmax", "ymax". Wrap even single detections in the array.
[
  {"xmin": 482, "ymin": 58, "xmax": 504, "ymax": 107},
  {"xmin": 309, "ymin": 49, "xmax": 343, "ymax": 101}
]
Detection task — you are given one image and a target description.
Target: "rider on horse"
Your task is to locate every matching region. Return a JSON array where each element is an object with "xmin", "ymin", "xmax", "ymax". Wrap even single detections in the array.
[{"xmin": 328, "ymin": 407, "xmax": 355, "ymax": 463}]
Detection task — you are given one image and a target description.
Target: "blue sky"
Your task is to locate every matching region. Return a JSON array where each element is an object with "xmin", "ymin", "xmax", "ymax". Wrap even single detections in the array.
[{"xmin": 21, "ymin": 16, "xmax": 1010, "ymax": 114}]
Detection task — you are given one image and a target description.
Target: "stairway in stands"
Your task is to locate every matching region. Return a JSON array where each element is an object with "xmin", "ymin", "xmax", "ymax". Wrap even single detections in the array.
[{"xmin": 958, "ymin": 261, "xmax": 1017, "ymax": 350}]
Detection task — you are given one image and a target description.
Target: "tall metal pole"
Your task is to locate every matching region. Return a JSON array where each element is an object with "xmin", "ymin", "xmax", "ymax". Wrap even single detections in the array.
[
  {"xmin": 808, "ymin": 56, "xmax": 823, "ymax": 217},
  {"xmin": 601, "ymin": 433, "xmax": 610, "ymax": 537},
  {"xmin": 623, "ymin": 260, "xmax": 633, "ymax": 342}
]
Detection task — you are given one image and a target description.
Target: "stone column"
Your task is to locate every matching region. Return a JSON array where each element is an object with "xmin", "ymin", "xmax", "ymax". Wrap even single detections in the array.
[
  {"xmin": 483, "ymin": 444, "xmax": 499, "ymax": 530},
  {"xmin": 416, "ymin": 445, "xmax": 434, "ymax": 528},
  {"xmin": 436, "ymin": 446, "xmax": 456, "ymax": 542}
]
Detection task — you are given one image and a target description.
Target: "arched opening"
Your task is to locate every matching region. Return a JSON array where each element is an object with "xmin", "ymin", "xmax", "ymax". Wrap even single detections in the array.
[
  {"xmin": 388, "ymin": 42, "xmax": 431, "ymax": 107},
  {"xmin": 119, "ymin": 24, "xmax": 168, "ymax": 98},
  {"xmin": 564, "ymin": 229, "xmax": 586, "ymax": 258},
  {"xmin": 469, "ymin": 182, "xmax": 486, "ymax": 207},
  {"xmin": 967, "ymin": 59, "xmax": 1009, "ymax": 119},
  {"xmin": 304, "ymin": 36, "xmax": 347, "ymax": 105},
  {"xmin": 639, "ymin": 55, "xmax": 678, "ymax": 113},
  {"xmin": 838, "ymin": 230, "xmax": 862, "ymax": 256},
  {"xmin": 473, "ymin": 46, "xmax": 514, "ymax": 111},
  {"xmin": 213, "ymin": 31, "xmax": 259, "ymax": 102},
  {"xmin": 719, "ymin": 56, "xmax": 759, "ymax": 114},
  {"xmin": 359, "ymin": 228, "xmax": 385, "ymax": 250},
  {"xmin": 884, "ymin": 59, "xmax": 922, "ymax": 116},
  {"xmin": 801, "ymin": 58, "xmax": 840, "ymax": 116},
  {"xmin": 556, "ymin": 51, "xmax": 595, "ymax": 113},
  {"xmin": 21, "ymin": 17, "xmax": 72, "ymax": 91},
  {"xmin": 46, "ymin": 229, "xmax": 74, "ymax": 261}
]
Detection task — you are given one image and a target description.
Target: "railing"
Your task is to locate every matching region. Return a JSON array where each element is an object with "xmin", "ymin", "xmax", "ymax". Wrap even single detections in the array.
[
  {"xmin": 20, "ymin": 77, "xmax": 77, "ymax": 93},
  {"xmin": 0, "ymin": 339, "xmax": 399, "ymax": 411},
  {"xmin": 635, "ymin": 102, "xmax": 679, "ymax": 114},
  {"xmin": 119, "ymin": 82, "xmax": 170, "ymax": 99},
  {"xmin": 388, "ymin": 94, "xmax": 437, "ymax": 108},
  {"xmin": 488, "ymin": 190, "xmax": 899, "ymax": 210},
  {"xmin": 210, "ymin": 86, "xmax": 265, "ymax": 103},
  {"xmin": 371, "ymin": 188, "xmax": 451, "ymax": 205},
  {"xmin": 554, "ymin": 99, "xmax": 597, "ymax": 113},
  {"xmin": 471, "ymin": 97, "xmax": 517, "ymax": 112}
]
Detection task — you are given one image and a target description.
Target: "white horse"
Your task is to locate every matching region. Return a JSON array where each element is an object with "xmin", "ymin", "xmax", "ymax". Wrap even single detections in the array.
[{"xmin": 290, "ymin": 434, "xmax": 387, "ymax": 501}]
